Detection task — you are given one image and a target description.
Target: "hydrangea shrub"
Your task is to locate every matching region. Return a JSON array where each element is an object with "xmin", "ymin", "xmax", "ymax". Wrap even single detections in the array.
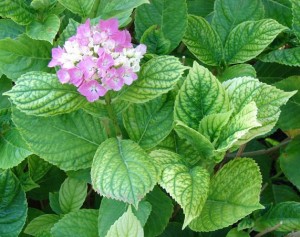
[{"xmin": 1, "ymin": 0, "xmax": 300, "ymax": 236}]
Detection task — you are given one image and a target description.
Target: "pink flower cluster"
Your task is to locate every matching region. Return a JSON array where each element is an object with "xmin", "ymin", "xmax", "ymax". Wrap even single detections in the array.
[{"xmin": 48, "ymin": 18, "xmax": 146, "ymax": 102}]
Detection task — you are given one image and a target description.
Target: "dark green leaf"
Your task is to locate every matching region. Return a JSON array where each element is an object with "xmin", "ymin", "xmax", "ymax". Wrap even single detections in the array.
[
  {"xmin": 262, "ymin": 0, "xmax": 292, "ymax": 27},
  {"xmin": 0, "ymin": 19, "xmax": 25, "ymax": 39}
]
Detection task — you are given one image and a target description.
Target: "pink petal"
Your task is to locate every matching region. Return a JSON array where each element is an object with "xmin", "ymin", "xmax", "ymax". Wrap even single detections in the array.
[
  {"xmin": 48, "ymin": 47, "xmax": 64, "ymax": 67},
  {"xmin": 78, "ymin": 80, "xmax": 107, "ymax": 102},
  {"xmin": 77, "ymin": 56, "xmax": 96, "ymax": 79},
  {"xmin": 99, "ymin": 18, "xmax": 119, "ymax": 36},
  {"xmin": 69, "ymin": 68, "xmax": 84, "ymax": 86},
  {"xmin": 57, "ymin": 69, "xmax": 70, "ymax": 84}
]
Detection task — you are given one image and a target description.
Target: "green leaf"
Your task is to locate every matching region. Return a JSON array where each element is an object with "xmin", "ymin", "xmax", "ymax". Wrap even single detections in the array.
[
  {"xmin": 262, "ymin": 0, "xmax": 292, "ymax": 27},
  {"xmin": 0, "ymin": 169, "xmax": 28, "ymax": 237},
  {"xmin": 30, "ymin": 0, "xmax": 56, "ymax": 10},
  {"xmin": 51, "ymin": 209, "xmax": 98, "ymax": 237},
  {"xmin": 254, "ymin": 202, "xmax": 300, "ymax": 232},
  {"xmin": 187, "ymin": 0, "xmax": 214, "ymax": 17},
  {"xmin": 0, "ymin": 128, "xmax": 32, "ymax": 169},
  {"xmin": 275, "ymin": 76, "xmax": 300, "ymax": 130},
  {"xmin": 98, "ymin": 198, "xmax": 151, "ymax": 237},
  {"xmin": 0, "ymin": 34, "xmax": 52, "ymax": 80},
  {"xmin": 59, "ymin": 177, "xmax": 87, "ymax": 214},
  {"xmin": 260, "ymin": 47, "xmax": 300, "ymax": 67},
  {"xmin": 291, "ymin": 0, "xmax": 300, "ymax": 41},
  {"xmin": 49, "ymin": 192, "xmax": 63, "ymax": 214},
  {"xmin": 12, "ymin": 108, "xmax": 107, "ymax": 171},
  {"xmin": 19, "ymin": 172, "xmax": 40, "ymax": 192},
  {"xmin": 135, "ymin": 0, "xmax": 187, "ymax": 52},
  {"xmin": 91, "ymin": 138, "xmax": 157, "ymax": 208},
  {"xmin": 198, "ymin": 111, "xmax": 233, "ymax": 144},
  {"xmin": 183, "ymin": 15, "xmax": 223, "ymax": 66},
  {"xmin": 217, "ymin": 102, "xmax": 261, "ymax": 151},
  {"xmin": 57, "ymin": 18, "xmax": 79, "ymax": 46},
  {"xmin": 226, "ymin": 228, "xmax": 250, "ymax": 237},
  {"xmin": 175, "ymin": 62, "xmax": 230, "ymax": 130},
  {"xmin": 212, "ymin": 0, "xmax": 265, "ymax": 43},
  {"xmin": 28, "ymin": 155, "xmax": 52, "ymax": 183},
  {"xmin": 5, "ymin": 72, "xmax": 87, "ymax": 116},
  {"xmin": 106, "ymin": 206, "xmax": 144, "ymax": 237},
  {"xmin": 120, "ymin": 56, "xmax": 186, "ymax": 103},
  {"xmin": 26, "ymin": 14, "xmax": 60, "ymax": 43},
  {"xmin": 225, "ymin": 19, "xmax": 287, "ymax": 64},
  {"xmin": 123, "ymin": 96, "xmax": 174, "ymax": 150},
  {"xmin": 24, "ymin": 214, "xmax": 60, "ymax": 236},
  {"xmin": 223, "ymin": 77, "xmax": 296, "ymax": 145},
  {"xmin": 0, "ymin": 76, "xmax": 12, "ymax": 116},
  {"xmin": 58, "ymin": 0, "xmax": 95, "ymax": 17},
  {"xmin": 174, "ymin": 121, "xmax": 215, "ymax": 159},
  {"xmin": 0, "ymin": 19, "xmax": 25, "ymax": 39},
  {"xmin": 140, "ymin": 25, "xmax": 171, "ymax": 55},
  {"xmin": 280, "ymin": 136, "xmax": 300, "ymax": 190},
  {"xmin": 144, "ymin": 186, "xmax": 174, "ymax": 237},
  {"xmin": 219, "ymin": 64, "xmax": 257, "ymax": 82},
  {"xmin": 0, "ymin": 0, "xmax": 35, "ymax": 25},
  {"xmin": 151, "ymin": 150, "xmax": 210, "ymax": 228},
  {"xmin": 189, "ymin": 158, "xmax": 263, "ymax": 232}
]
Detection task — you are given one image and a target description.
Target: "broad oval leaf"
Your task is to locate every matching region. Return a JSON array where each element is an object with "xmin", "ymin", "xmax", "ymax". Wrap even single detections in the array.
[
  {"xmin": 106, "ymin": 206, "xmax": 144, "ymax": 237},
  {"xmin": 5, "ymin": 71, "xmax": 87, "ymax": 116},
  {"xmin": 0, "ymin": 128, "xmax": 32, "ymax": 169},
  {"xmin": 292, "ymin": 0, "xmax": 300, "ymax": 41},
  {"xmin": 123, "ymin": 96, "xmax": 174, "ymax": 150},
  {"xmin": 0, "ymin": 169, "xmax": 28, "ymax": 237},
  {"xmin": 223, "ymin": 77, "xmax": 296, "ymax": 146},
  {"xmin": 24, "ymin": 214, "xmax": 60, "ymax": 236},
  {"xmin": 263, "ymin": 0, "xmax": 292, "ymax": 27},
  {"xmin": 120, "ymin": 56, "xmax": 186, "ymax": 103},
  {"xmin": 0, "ymin": 34, "xmax": 52, "ymax": 80},
  {"xmin": 59, "ymin": 177, "xmax": 87, "ymax": 214},
  {"xmin": 0, "ymin": 0, "xmax": 35, "ymax": 25},
  {"xmin": 58, "ymin": 0, "xmax": 95, "ymax": 17},
  {"xmin": 254, "ymin": 202, "xmax": 300, "ymax": 232},
  {"xmin": 212, "ymin": 0, "xmax": 265, "ymax": 43},
  {"xmin": 26, "ymin": 14, "xmax": 60, "ymax": 43},
  {"xmin": 175, "ymin": 62, "xmax": 230, "ymax": 130},
  {"xmin": 0, "ymin": 19, "xmax": 25, "ymax": 39},
  {"xmin": 12, "ymin": 108, "xmax": 107, "ymax": 171},
  {"xmin": 183, "ymin": 15, "xmax": 223, "ymax": 66},
  {"xmin": 51, "ymin": 209, "xmax": 98, "ymax": 237},
  {"xmin": 91, "ymin": 138, "xmax": 158, "ymax": 208},
  {"xmin": 219, "ymin": 64, "xmax": 256, "ymax": 82},
  {"xmin": 135, "ymin": 0, "xmax": 187, "ymax": 52},
  {"xmin": 225, "ymin": 19, "xmax": 287, "ymax": 64},
  {"xmin": 151, "ymin": 150, "xmax": 210, "ymax": 229},
  {"xmin": 260, "ymin": 47, "xmax": 300, "ymax": 67},
  {"xmin": 189, "ymin": 158, "xmax": 263, "ymax": 231}
]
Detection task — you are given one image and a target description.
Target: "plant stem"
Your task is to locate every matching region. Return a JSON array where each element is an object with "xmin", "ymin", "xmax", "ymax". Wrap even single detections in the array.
[
  {"xmin": 254, "ymin": 222, "xmax": 283, "ymax": 237},
  {"xmin": 236, "ymin": 143, "xmax": 247, "ymax": 157},
  {"xmin": 226, "ymin": 139, "xmax": 291, "ymax": 158},
  {"xmin": 105, "ymin": 93, "xmax": 122, "ymax": 138}
]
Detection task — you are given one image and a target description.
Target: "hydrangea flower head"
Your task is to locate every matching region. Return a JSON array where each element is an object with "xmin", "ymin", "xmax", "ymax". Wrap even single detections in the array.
[{"xmin": 48, "ymin": 18, "xmax": 146, "ymax": 102}]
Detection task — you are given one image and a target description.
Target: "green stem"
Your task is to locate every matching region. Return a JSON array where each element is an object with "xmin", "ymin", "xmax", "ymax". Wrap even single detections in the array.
[{"xmin": 105, "ymin": 93, "xmax": 122, "ymax": 138}]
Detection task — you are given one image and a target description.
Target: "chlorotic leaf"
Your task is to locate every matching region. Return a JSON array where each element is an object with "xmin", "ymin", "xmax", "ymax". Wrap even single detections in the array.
[
  {"xmin": 24, "ymin": 214, "xmax": 60, "ymax": 236},
  {"xmin": 135, "ymin": 0, "xmax": 187, "ymax": 52},
  {"xmin": 262, "ymin": 0, "xmax": 292, "ymax": 27},
  {"xmin": 26, "ymin": 14, "xmax": 60, "ymax": 43},
  {"xmin": 106, "ymin": 206, "xmax": 144, "ymax": 237},
  {"xmin": 0, "ymin": 169, "xmax": 28, "ymax": 237},
  {"xmin": 144, "ymin": 186, "xmax": 174, "ymax": 237},
  {"xmin": 254, "ymin": 202, "xmax": 300, "ymax": 232},
  {"xmin": 151, "ymin": 150, "xmax": 210, "ymax": 229},
  {"xmin": 280, "ymin": 136, "xmax": 300, "ymax": 190},
  {"xmin": 225, "ymin": 19, "xmax": 287, "ymax": 64},
  {"xmin": 0, "ymin": 128, "xmax": 32, "ymax": 169},
  {"xmin": 51, "ymin": 209, "xmax": 98, "ymax": 237},
  {"xmin": 0, "ymin": 0, "xmax": 35, "ymax": 25},
  {"xmin": 91, "ymin": 138, "xmax": 157, "ymax": 208},
  {"xmin": 0, "ymin": 34, "xmax": 52, "ymax": 80},
  {"xmin": 5, "ymin": 72, "xmax": 87, "ymax": 116},
  {"xmin": 260, "ymin": 47, "xmax": 300, "ymax": 67},
  {"xmin": 59, "ymin": 177, "xmax": 87, "ymax": 214},
  {"xmin": 120, "ymin": 56, "xmax": 186, "ymax": 103},
  {"xmin": 174, "ymin": 121, "xmax": 215, "ymax": 159},
  {"xmin": 175, "ymin": 62, "xmax": 230, "ymax": 130},
  {"xmin": 12, "ymin": 108, "xmax": 107, "ymax": 171},
  {"xmin": 183, "ymin": 15, "xmax": 223, "ymax": 66},
  {"xmin": 212, "ymin": 0, "xmax": 264, "ymax": 43},
  {"xmin": 219, "ymin": 64, "xmax": 256, "ymax": 82},
  {"xmin": 0, "ymin": 19, "xmax": 25, "ymax": 39},
  {"xmin": 189, "ymin": 158, "xmax": 263, "ymax": 232},
  {"xmin": 58, "ymin": 0, "xmax": 95, "ymax": 17},
  {"xmin": 217, "ymin": 102, "xmax": 261, "ymax": 151},
  {"xmin": 123, "ymin": 96, "xmax": 173, "ymax": 150},
  {"xmin": 291, "ymin": 0, "xmax": 300, "ymax": 40},
  {"xmin": 223, "ymin": 77, "xmax": 296, "ymax": 145}
]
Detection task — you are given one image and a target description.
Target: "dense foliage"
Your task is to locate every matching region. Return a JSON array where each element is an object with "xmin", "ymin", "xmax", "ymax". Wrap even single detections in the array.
[{"xmin": 0, "ymin": 0, "xmax": 300, "ymax": 236}]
